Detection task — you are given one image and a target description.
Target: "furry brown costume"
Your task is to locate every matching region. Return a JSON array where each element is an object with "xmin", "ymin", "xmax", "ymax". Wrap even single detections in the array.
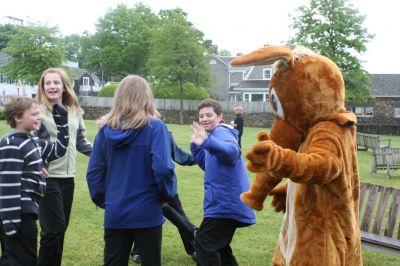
[{"xmin": 230, "ymin": 46, "xmax": 362, "ymax": 265}]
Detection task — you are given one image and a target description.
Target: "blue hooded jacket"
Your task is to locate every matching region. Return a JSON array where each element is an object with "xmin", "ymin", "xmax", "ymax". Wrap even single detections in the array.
[
  {"xmin": 190, "ymin": 124, "xmax": 255, "ymax": 225},
  {"xmin": 86, "ymin": 118, "xmax": 176, "ymax": 229}
]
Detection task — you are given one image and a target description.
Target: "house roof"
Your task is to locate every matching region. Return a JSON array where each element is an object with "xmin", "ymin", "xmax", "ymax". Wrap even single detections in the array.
[
  {"xmin": 216, "ymin": 56, "xmax": 235, "ymax": 67},
  {"xmin": 71, "ymin": 67, "xmax": 100, "ymax": 83},
  {"xmin": 371, "ymin": 74, "xmax": 400, "ymax": 97},
  {"xmin": 233, "ymin": 80, "xmax": 270, "ymax": 90}
]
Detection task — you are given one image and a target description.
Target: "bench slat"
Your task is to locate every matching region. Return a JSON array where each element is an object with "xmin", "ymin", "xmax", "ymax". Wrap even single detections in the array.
[
  {"xmin": 372, "ymin": 186, "xmax": 392, "ymax": 234},
  {"xmin": 361, "ymin": 184, "xmax": 380, "ymax": 231},
  {"xmin": 385, "ymin": 189, "xmax": 400, "ymax": 237},
  {"xmin": 361, "ymin": 231, "xmax": 400, "ymax": 256},
  {"xmin": 359, "ymin": 182, "xmax": 368, "ymax": 216}
]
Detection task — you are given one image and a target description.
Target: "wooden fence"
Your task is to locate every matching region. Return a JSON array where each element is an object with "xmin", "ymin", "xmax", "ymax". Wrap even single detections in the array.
[{"xmin": 78, "ymin": 96, "xmax": 273, "ymax": 113}]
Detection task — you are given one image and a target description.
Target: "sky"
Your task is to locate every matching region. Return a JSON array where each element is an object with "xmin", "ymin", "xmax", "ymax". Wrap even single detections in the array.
[{"xmin": 1, "ymin": 0, "xmax": 399, "ymax": 74}]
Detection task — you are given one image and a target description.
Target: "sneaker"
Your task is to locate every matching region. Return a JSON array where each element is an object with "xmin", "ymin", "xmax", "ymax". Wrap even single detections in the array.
[
  {"xmin": 130, "ymin": 252, "xmax": 141, "ymax": 264},
  {"xmin": 190, "ymin": 251, "xmax": 197, "ymax": 261}
]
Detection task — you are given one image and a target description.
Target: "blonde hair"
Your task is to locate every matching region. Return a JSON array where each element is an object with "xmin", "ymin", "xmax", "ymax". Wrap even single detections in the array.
[
  {"xmin": 36, "ymin": 68, "xmax": 83, "ymax": 115},
  {"xmin": 97, "ymin": 75, "xmax": 155, "ymax": 129}
]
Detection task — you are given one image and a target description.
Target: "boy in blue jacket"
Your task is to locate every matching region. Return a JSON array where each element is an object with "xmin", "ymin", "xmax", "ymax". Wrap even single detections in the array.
[{"xmin": 190, "ymin": 99, "xmax": 255, "ymax": 266}]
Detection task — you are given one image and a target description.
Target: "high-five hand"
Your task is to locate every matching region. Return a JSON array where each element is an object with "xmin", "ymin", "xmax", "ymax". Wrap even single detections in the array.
[{"xmin": 191, "ymin": 122, "xmax": 207, "ymax": 146}]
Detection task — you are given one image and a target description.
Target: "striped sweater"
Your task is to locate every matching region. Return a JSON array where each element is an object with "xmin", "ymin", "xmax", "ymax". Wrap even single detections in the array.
[{"xmin": 0, "ymin": 105, "xmax": 69, "ymax": 236}]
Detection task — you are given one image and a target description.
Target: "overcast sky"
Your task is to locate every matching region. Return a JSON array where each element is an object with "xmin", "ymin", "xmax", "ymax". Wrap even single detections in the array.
[{"xmin": 1, "ymin": 0, "xmax": 399, "ymax": 73}]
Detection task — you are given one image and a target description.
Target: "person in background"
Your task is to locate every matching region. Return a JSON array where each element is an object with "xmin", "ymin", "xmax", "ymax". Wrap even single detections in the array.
[
  {"xmin": 230, "ymin": 106, "xmax": 244, "ymax": 148},
  {"xmin": 87, "ymin": 75, "xmax": 176, "ymax": 266},
  {"xmin": 0, "ymin": 96, "xmax": 69, "ymax": 266},
  {"xmin": 35, "ymin": 68, "xmax": 92, "ymax": 266},
  {"xmin": 190, "ymin": 99, "xmax": 255, "ymax": 266},
  {"xmin": 130, "ymin": 110, "xmax": 197, "ymax": 263}
]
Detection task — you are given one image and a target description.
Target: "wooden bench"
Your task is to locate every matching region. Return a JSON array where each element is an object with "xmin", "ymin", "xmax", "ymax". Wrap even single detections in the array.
[
  {"xmin": 359, "ymin": 182, "xmax": 400, "ymax": 256},
  {"xmin": 371, "ymin": 147, "xmax": 400, "ymax": 178},
  {"xmin": 356, "ymin": 132, "xmax": 391, "ymax": 151}
]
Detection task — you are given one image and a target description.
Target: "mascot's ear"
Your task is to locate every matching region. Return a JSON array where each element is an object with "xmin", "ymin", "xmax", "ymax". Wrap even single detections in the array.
[{"xmin": 230, "ymin": 46, "xmax": 294, "ymax": 68}]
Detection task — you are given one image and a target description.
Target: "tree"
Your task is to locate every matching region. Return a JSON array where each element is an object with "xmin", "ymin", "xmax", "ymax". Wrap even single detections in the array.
[
  {"xmin": 148, "ymin": 8, "xmax": 212, "ymax": 124},
  {"xmin": 288, "ymin": 0, "xmax": 374, "ymax": 102},
  {"xmin": 0, "ymin": 24, "xmax": 17, "ymax": 50},
  {"xmin": 1, "ymin": 24, "xmax": 66, "ymax": 84},
  {"xmin": 80, "ymin": 3, "xmax": 159, "ymax": 81},
  {"xmin": 63, "ymin": 34, "xmax": 81, "ymax": 63}
]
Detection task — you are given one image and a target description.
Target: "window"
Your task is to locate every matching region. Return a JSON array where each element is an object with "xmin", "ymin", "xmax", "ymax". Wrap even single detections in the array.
[
  {"xmin": 243, "ymin": 92, "xmax": 268, "ymax": 102},
  {"xmin": 352, "ymin": 106, "xmax": 373, "ymax": 117},
  {"xmin": 83, "ymin": 77, "xmax": 90, "ymax": 86},
  {"xmin": 251, "ymin": 94, "xmax": 264, "ymax": 102},
  {"xmin": 395, "ymin": 107, "xmax": 400, "ymax": 118},
  {"xmin": 263, "ymin": 68, "xmax": 272, "ymax": 80}
]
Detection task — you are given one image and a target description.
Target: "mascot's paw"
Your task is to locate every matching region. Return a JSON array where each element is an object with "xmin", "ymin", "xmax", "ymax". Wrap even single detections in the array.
[
  {"xmin": 269, "ymin": 184, "xmax": 287, "ymax": 213},
  {"xmin": 257, "ymin": 131, "xmax": 270, "ymax": 141},
  {"xmin": 240, "ymin": 191, "xmax": 264, "ymax": 211},
  {"xmin": 246, "ymin": 141, "xmax": 275, "ymax": 172}
]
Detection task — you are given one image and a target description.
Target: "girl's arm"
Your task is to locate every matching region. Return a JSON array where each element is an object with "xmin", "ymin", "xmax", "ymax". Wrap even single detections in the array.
[
  {"xmin": 86, "ymin": 131, "xmax": 107, "ymax": 208},
  {"xmin": 76, "ymin": 116, "xmax": 92, "ymax": 156}
]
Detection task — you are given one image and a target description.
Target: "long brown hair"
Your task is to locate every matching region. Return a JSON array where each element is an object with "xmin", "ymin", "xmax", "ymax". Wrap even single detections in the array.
[
  {"xmin": 36, "ymin": 68, "xmax": 83, "ymax": 115},
  {"xmin": 97, "ymin": 75, "xmax": 155, "ymax": 129}
]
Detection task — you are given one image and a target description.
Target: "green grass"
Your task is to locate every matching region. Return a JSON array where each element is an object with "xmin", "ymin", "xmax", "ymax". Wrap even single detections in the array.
[{"xmin": 1, "ymin": 120, "xmax": 400, "ymax": 265}]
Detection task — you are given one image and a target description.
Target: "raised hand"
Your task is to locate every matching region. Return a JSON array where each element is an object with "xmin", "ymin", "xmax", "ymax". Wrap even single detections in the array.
[{"xmin": 191, "ymin": 122, "xmax": 207, "ymax": 146}]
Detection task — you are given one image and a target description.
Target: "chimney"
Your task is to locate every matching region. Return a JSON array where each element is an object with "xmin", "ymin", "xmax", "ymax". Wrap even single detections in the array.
[{"xmin": 212, "ymin": 45, "xmax": 218, "ymax": 55}]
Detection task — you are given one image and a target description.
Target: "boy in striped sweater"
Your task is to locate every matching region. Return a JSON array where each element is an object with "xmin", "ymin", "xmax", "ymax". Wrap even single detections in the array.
[{"xmin": 0, "ymin": 96, "xmax": 69, "ymax": 266}]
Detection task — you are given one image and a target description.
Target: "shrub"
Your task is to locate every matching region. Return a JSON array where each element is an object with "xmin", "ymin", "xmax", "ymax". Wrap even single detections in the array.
[
  {"xmin": 0, "ymin": 106, "xmax": 4, "ymax": 120},
  {"xmin": 152, "ymin": 82, "xmax": 209, "ymax": 100},
  {"xmin": 96, "ymin": 81, "xmax": 209, "ymax": 100},
  {"xmin": 97, "ymin": 83, "xmax": 119, "ymax": 97}
]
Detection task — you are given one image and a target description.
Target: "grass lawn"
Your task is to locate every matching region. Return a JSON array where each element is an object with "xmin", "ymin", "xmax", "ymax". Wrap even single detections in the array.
[{"xmin": 1, "ymin": 120, "xmax": 400, "ymax": 265}]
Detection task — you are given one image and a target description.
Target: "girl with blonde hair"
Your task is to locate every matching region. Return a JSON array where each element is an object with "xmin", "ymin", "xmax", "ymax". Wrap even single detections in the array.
[
  {"xmin": 87, "ymin": 75, "xmax": 176, "ymax": 266},
  {"xmin": 35, "ymin": 67, "xmax": 92, "ymax": 266}
]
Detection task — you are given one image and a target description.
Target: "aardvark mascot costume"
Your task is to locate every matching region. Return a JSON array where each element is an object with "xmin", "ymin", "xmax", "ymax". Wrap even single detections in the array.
[{"xmin": 230, "ymin": 46, "xmax": 362, "ymax": 265}]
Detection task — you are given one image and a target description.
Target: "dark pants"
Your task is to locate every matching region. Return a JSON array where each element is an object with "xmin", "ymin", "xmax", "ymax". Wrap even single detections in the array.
[
  {"xmin": 163, "ymin": 195, "xmax": 196, "ymax": 254},
  {"xmin": 132, "ymin": 194, "xmax": 196, "ymax": 256},
  {"xmin": 38, "ymin": 178, "xmax": 74, "ymax": 266},
  {"xmin": 238, "ymin": 131, "xmax": 243, "ymax": 148},
  {"xmin": 0, "ymin": 214, "xmax": 38, "ymax": 266},
  {"xmin": 105, "ymin": 226, "xmax": 162, "ymax": 266},
  {"xmin": 195, "ymin": 218, "xmax": 239, "ymax": 266}
]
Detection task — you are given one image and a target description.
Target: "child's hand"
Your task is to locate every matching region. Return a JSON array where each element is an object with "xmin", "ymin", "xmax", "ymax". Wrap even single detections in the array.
[
  {"xmin": 191, "ymin": 122, "xmax": 207, "ymax": 146},
  {"xmin": 42, "ymin": 168, "xmax": 48, "ymax": 179}
]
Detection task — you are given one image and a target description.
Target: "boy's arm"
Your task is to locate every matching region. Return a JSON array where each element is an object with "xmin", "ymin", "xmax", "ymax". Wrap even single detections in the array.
[
  {"xmin": 0, "ymin": 142, "xmax": 23, "ymax": 236},
  {"xmin": 170, "ymin": 133, "xmax": 196, "ymax": 166},
  {"xmin": 40, "ymin": 104, "xmax": 69, "ymax": 163},
  {"xmin": 76, "ymin": 116, "xmax": 92, "ymax": 156},
  {"xmin": 190, "ymin": 143, "xmax": 205, "ymax": 170}
]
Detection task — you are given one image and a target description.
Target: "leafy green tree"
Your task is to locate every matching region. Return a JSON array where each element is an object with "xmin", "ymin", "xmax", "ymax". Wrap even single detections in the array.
[
  {"xmin": 1, "ymin": 24, "xmax": 67, "ymax": 84},
  {"xmin": 219, "ymin": 49, "xmax": 232, "ymax": 56},
  {"xmin": 63, "ymin": 34, "xmax": 81, "ymax": 63},
  {"xmin": 148, "ymin": 8, "xmax": 212, "ymax": 123},
  {"xmin": 288, "ymin": 0, "xmax": 374, "ymax": 102},
  {"xmin": 80, "ymin": 3, "xmax": 159, "ymax": 81},
  {"xmin": 0, "ymin": 24, "xmax": 17, "ymax": 50},
  {"xmin": 152, "ymin": 82, "xmax": 209, "ymax": 100}
]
